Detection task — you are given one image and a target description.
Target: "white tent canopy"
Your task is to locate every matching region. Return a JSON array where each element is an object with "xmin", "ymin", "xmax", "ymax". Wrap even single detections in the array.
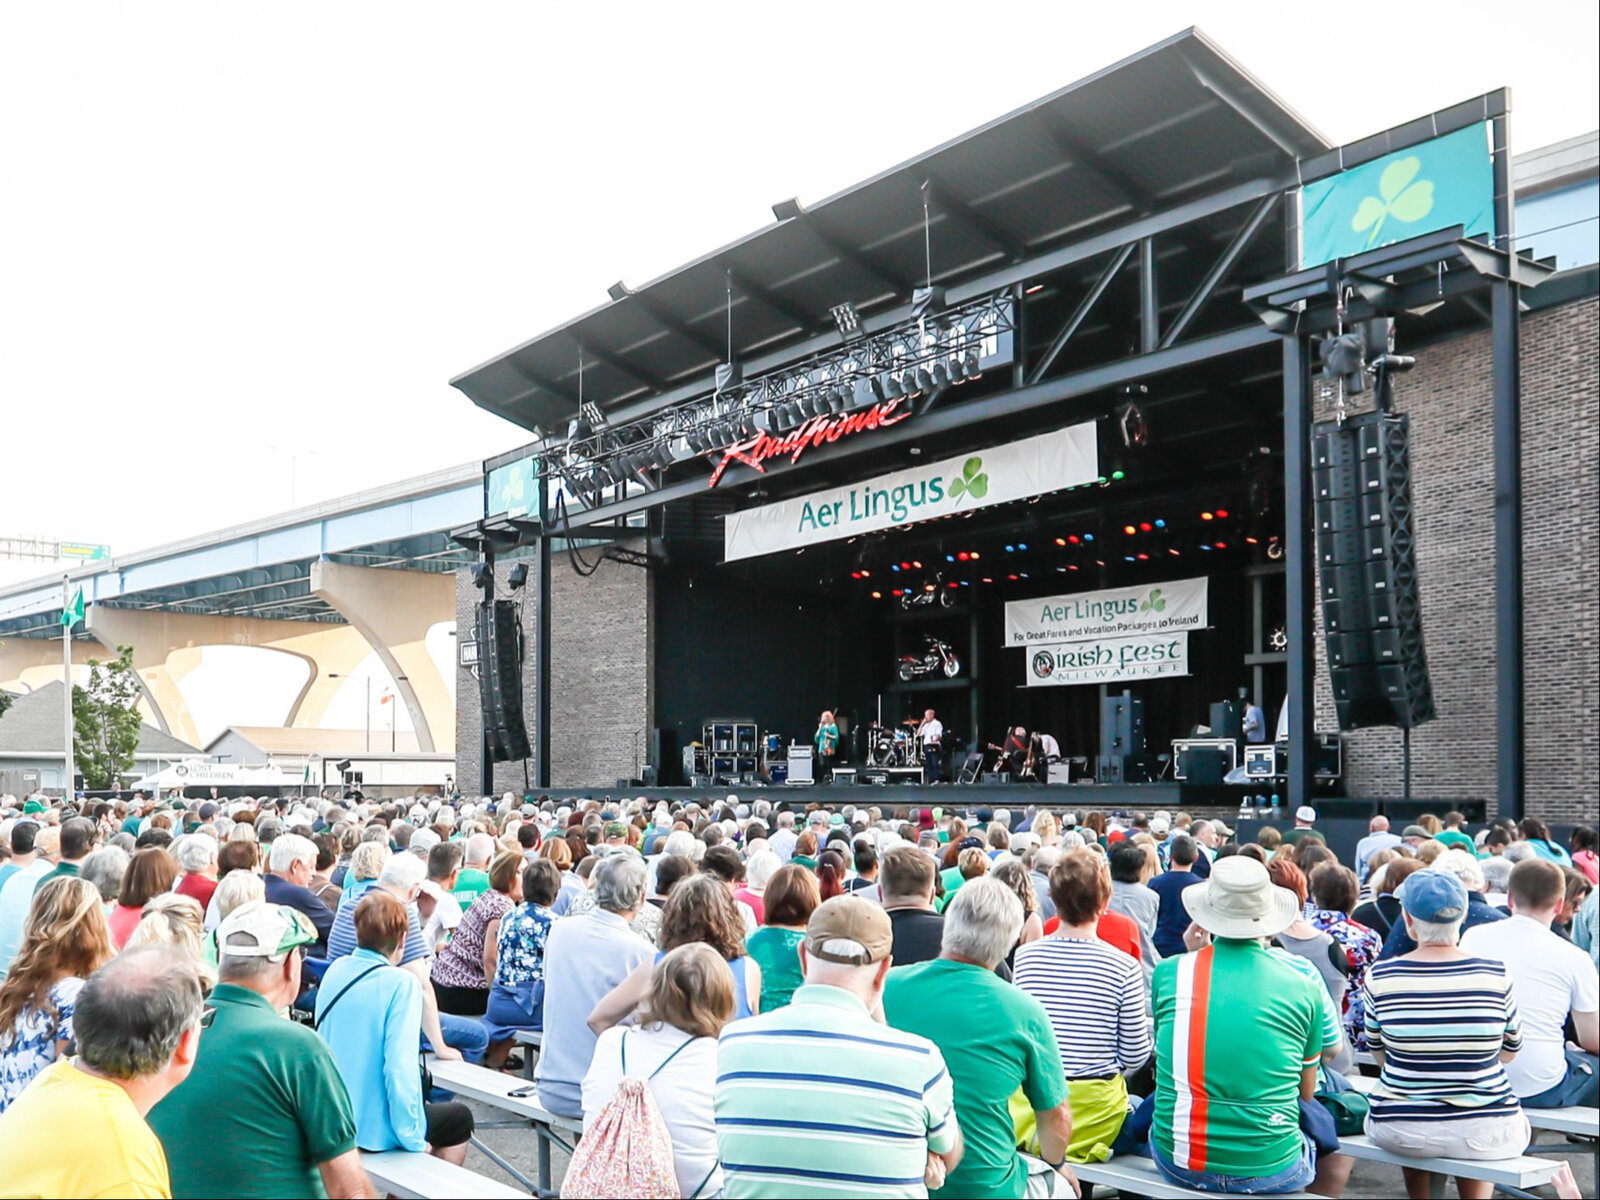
[{"xmin": 128, "ymin": 761, "xmax": 299, "ymax": 790}]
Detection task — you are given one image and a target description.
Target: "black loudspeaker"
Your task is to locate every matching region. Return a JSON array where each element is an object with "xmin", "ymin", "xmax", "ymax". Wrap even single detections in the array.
[
  {"xmin": 1177, "ymin": 745, "xmax": 1229, "ymax": 785},
  {"xmin": 1100, "ymin": 690, "xmax": 1145, "ymax": 760},
  {"xmin": 1208, "ymin": 700, "xmax": 1241, "ymax": 743},
  {"xmin": 651, "ymin": 728, "xmax": 678, "ymax": 786},
  {"xmin": 476, "ymin": 600, "xmax": 532, "ymax": 762},
  {"xmin": 1097, "ymin": 755, "xmax": 1126, "ymax": 784},
  {"xmin": 1313, "ymin": 411, "xmax": 1436, "ymax": 730}
]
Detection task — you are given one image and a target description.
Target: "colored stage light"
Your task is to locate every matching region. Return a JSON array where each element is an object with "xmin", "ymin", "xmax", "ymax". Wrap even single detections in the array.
[
  {"xmin": 1007, "ymin": 573, "xmax": 1019, "ymax": 581},
  {"xmin": 970, "ymin": 551, "xmax": 980, "ymax": 560},
  {"xmin": 1067, "ymin": 535, "xmax": 1079, "ymax": 545},
  {"xmin": 901, "ymin": 561, "xmax": 912, "ymax": 569},
  {"xmin": 1215, "ymin": 509, "xmax": 1229, "ymax": 519},
  {"xmin": 1213, "ymin": 541, "xmax": 1228, "ymax": 549},
  {"xmin": 892, "ymin": 588, "xmax": 903, "ymax": 595},
  {"xmin": 1137, "ymin": 552, "xmax": 1149, "ymax": 561},
  {"xmin": 1124, "ymin": 525, "xmax": 1137, "ymax": 536},
  {"xmin": 1169, "ymin": 547, "xmax": 1181, "ymax": 556},
  {"xmin": 1200, "ymin": 544, "xmax": 1213, "ymax": 551},
  {"xmin": 946, "ymin": 554, "xmax": 956, "ymax": 563},
  {"xmin": 1055, "ymin": 537, "xmax": 1066, "ymax": 547},
  {"xmin": 1245, "ymin": 535, "xmax": 1259, "ymax": 545},
  {"xmin": 924, "ymin": 584, "xmax": 936, "ymax": 592},
  {"xmin": 1024, "ymin": 283, "xmax": 1044, "ymax": 294},
  {"xmin": 1139, "ymin": 522, "xmax": 1153, "ymax": 533},
  {"xmin": 947, "ymin": 581, "xmax": 959, "ymax": 588},
  {"xmin": 871, "ymin": 591, "xmax": 882, "ymax": 599},
  {"xmin": 1083, "ymin": 533, "xmax": 1094, "ymax": 543},
  {"xmin": 1124, "ymin": 555, "xmax": 1136, "ymax": 562},
  {"xmin": 850, "ymin": 571, "xmax": 861, "ymax": 579},
  {"xmin": 1017, "ymin": 543, "xmax": 1028, "ymax": 551},
  {"xmin": 957, "ymin": 551, "xmax": 970, "ymax": 561},
  {"xmin": 1005, "ymin": 545, "xmax": 1015, "ymax": 553},
  {"xmin": 1200, "ymin": 511, "xmax": 1214, "ymax": 521},
  {"xmin": 890, "ymin": 564, "xmax": 901, "ymax": 572},
  {"xmin": 861, "ymin": 570, "xmax": 870, "ymax": 577},
  {"xmin": 1154, "ymin": 518, "xmax": 1166, "ymax": 529},
  {"xmin": 982, "ymin": 577, "xmax": 993, "ymax": 583},
  {"xmin": 912, "ymin": 560, "xmax": 923, "ymax": 569},
  {"xmin": 1111, "ymin": 470, "xmax": 1125, "ymax": 480}
]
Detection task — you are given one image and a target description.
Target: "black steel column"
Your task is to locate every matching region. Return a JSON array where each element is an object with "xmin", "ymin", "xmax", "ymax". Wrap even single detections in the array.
[
  {"xmin": 478, "ymin": 545, "xmax": 496, "ymax": 796},
  {"xmin": 535, "ymin": 501, "xmax": 554, "ymax": 792},
  {"xmin": 1490, "ymin": 113, "xmax": 1524, "ymax": 821},
  {"xmin": 1139, "ymin": 237, "xmax": 1159, "ymax": 352},
  {"xmin": 1283, "ymin": 334, "xmax": 1317, "ymax": 809}
]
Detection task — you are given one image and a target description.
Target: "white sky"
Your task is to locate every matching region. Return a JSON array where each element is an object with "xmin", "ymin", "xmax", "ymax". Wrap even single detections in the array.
[{"xmin": 4, "ymin": 1, "xmax": 1597, "ymax": 557}]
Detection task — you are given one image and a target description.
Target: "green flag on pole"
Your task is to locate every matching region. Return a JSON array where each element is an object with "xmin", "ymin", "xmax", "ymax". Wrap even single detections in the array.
[{"xmin": 61, "ymin": 587, "xmax": 85, "ymax": 629}]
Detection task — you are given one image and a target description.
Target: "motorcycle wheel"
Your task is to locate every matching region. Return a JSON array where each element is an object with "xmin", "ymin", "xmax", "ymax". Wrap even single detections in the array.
[
  {"xmin": 897, "ymin": 661, "xmax": 916, "ymax": 683},
  {"xmin": 942, "ymin": 655, "xmax": 961, "ymax": 678},
  {"xmin": 939, "ymin": 588, "xmax": 953, "ymax": 609}
]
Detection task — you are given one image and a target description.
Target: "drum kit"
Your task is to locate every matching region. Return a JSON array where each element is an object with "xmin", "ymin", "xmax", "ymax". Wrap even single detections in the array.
[{"xmin": 866, "ymin": 719, "xmax": 925, "ymax": 768}]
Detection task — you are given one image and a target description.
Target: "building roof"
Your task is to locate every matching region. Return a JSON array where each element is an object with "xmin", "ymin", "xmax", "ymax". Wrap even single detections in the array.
[
  {"xmin": 206, "ymin": 725, "xmax": 422, "ymax": 758},
  {"xmin": 450, "ymin": 27, "xmax": 1328, "ymax": 434},
  {"xmin": 0, "ymin": 682, "xmax": 199, "ymax": 758}
]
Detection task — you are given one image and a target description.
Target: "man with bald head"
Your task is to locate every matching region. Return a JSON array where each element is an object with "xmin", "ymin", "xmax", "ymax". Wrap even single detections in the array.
[{"xmin": 1354, "ymin": 815, "xmax": 1403, "ymax": 883}]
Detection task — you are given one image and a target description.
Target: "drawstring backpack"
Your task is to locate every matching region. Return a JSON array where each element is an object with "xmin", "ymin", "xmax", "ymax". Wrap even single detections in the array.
[{"xmin": 560, "ymin": 1032, "xmax": 716, "ymax": 1199}]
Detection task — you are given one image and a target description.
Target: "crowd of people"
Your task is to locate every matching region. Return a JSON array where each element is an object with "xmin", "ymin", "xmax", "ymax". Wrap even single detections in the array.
[{"xmin": 0, "ymin": 789, "xmax": 1593, "ymax": 1198}]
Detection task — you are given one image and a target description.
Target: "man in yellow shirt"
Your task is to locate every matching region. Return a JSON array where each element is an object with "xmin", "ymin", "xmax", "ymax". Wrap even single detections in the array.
[{"xmin": 0, "ymin": 947, "xmax": 203, "ymax": 1199}]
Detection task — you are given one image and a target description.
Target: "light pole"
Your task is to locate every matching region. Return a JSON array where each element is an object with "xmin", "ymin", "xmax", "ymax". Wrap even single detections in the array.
[{"xmin": 387, "ymin": 676, "xmax": 408, "ymax": 753}]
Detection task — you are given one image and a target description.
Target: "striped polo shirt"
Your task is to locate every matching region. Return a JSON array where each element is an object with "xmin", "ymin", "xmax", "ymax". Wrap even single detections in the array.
[
  {"xmin": 714, "ymin": 983, "xmax": 957, "ymax": 1198},
  {"xmin": 1360, "ymin": 955, "xmax": 1522, "ymax": 1122}
]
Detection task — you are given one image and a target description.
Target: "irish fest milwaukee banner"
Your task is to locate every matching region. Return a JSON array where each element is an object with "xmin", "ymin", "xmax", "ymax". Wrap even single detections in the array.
[
  {"xmin": 1004, "ymin": 576, "xmax": 1208, "ymax": 646},
  {"xmin": 1025, "ymin": 630, "xmax": 1189, "ymax": 687},
  {"xmin": 724, "ymin": 421, "xmax": 1097, "ymax": 562}
]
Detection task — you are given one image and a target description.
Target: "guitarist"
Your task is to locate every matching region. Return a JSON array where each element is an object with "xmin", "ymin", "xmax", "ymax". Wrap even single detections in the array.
[
  {"xmin": 987, "ymin": 726, "xmax": 1030, "ymax": 778},
  {"xmin": 814, "ymin": 710, "xmax": 840, "ymax": 781}
]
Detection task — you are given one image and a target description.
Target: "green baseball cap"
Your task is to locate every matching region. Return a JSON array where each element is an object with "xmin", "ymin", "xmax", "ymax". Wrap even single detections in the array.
[{"xmin": 216, "ymin": 901, "xmax": 318, "ymax": 961}]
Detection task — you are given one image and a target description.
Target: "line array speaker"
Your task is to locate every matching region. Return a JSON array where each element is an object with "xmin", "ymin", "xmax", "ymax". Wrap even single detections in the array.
[
  {"xmin": 1100, "ymin": 690, "xmax": 1146, "ymax": 760},
  {"xmin": 476, "ymin": 599, "xmax": 532, "ymax": 762},
  {"xmin": 1312, "ymin": 410, "xmax": 1435, "ymax": 730}
]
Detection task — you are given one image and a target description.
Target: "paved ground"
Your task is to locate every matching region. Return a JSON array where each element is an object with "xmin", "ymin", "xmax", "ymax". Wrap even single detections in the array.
[{"xmin": 457, "ymin": 1094, "xmax": 1598, "ymax": 1198}]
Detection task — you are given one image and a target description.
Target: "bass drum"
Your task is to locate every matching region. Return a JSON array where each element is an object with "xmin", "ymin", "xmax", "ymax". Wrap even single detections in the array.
[{"xmin": 869, "ymin": 734, "xmax": 898, "ymax": 767}]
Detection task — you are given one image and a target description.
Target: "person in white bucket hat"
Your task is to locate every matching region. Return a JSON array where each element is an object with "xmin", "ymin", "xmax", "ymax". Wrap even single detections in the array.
[{"xmin": 1148, "ymin": 857, "xmax": 1352, "ymax": 1196}]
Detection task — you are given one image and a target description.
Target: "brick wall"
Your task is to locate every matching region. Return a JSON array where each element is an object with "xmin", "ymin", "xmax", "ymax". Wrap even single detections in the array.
[
  {"xmin": 455, "ymin": 546, "xmax": 651, "ymax": 794},
  {"xmin": 1314, "ymin": 296, "xmax": 1598, "ymax": 823}
]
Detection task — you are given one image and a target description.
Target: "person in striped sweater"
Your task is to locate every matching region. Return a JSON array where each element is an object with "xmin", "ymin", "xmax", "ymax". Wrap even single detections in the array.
[{"xmin": 1360, "ymin": 869, "xmax": 1528, "ymax": 1200}]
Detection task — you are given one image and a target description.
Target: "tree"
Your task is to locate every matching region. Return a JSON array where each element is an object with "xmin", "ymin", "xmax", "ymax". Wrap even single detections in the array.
[{"xmin": 73, "ymin": 644, "xmax": 143, "ymax": 790}]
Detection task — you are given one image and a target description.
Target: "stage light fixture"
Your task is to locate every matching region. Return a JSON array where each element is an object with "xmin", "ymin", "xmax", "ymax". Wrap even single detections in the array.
[
  {"xmin": 900, "ymin": 561, "xmax": 912, "ymax": 570},
  {"xmin": 1054, "ymin": 537, "xmax": 1066, "ymax": 547},
  {"xmin": 1139, "ymin": 522, "xmax": 1152, "ymax": 533},
  {"xmin": 958, "ymin": 551, "xmax": 971, "ymax": 561},
  {"xmin": 1124, "ymin": 525, "xmax": 1137, "ymax": 536},
  {"xmin": 871, "ymin": 591, "xmax": 882, "ymax": 599},
  {"xmin": 507, "ymin": 563, "xmax": 529, "ymax": 590},
  {"xmin": 1082, "ymin": 534, "xmax": 1094, "ymax": 543},
  {"xmin": 1200, "ymin": 511, "xmax": 1214, "ymax": 521},
  {"xmin": 471, "ymin": 563, "xmax": 493, "ymax": 590},
  {"xmin": 830, "ymin": 302, "xmax": 863, "ymax": 340},
  {"xmin": 924, "ymin": 584, "xmax": 936, "ymax": 592},
  {"xmin": 1215, "ymin": 508, "xmax": 1230, "ymax": 519},
  {"xmin": 1213, "ymin": 540, "xmax": 1228, "ymax": 550},
  {"xmin": 912, "ymin": 560, "xmax": 923, "ymax": 569},
  {"xmin": 961, "ymin": 349, "xmax": 980, "ymax": 378},
  {"xmin": 1154, "ymin": 519, "xmax": 1166, "ymax": 529},
  {"xmin": 860, "ymin": 570, "xmax": 869, "ymax": 577},
  {"xmin": 1066, "ymin": 535, "xmax": 1080, "ymax": 545},
  {"xmin": 945, "ymin": 554, "xmax": 956, "ymax": 563},
  {"xmin": 931, "ymin": 362, "xmax": 951, "ymax": 388},
  {"xmin": 1125, "ymin": 555, "xmax": 1136, "ymax": 563},
  {"xmin": 1017, "ymin": 543, "xmax": 1028, "ymax": 551},
  {"xmin": 1007, "ymin": 573, "xmax": 1019, "ymax": 581},
  {"xmin": 914, "ymin": 367, "xmax": 935, "ymax": 393},
  {"xmin": 1137, "ymin": 552, "xmax": 1149, "ymax": 561},
  {"xmin": 853, "ymin": 377, "xmax": 884, "ymax": 409},
  {"xmin": 881, "ymin": 372, "xmax": 904, "ymax": 401},
  {"xmin": 901, "ymin": 370, "xmax": 921, "ymax": 397},
  {"xmin": 827, "ymin": 387, "xmax": 848, "ymax": 414},
  {"xmin": 1004, "ymin": 544, "xmax": 1015, "ymax": 553},
  {"xmin": 1169, "ymin": 547, "xmax": 1182, "ymax": 556},
  {"xmin": 982, "ymin": 577, "xmax": 993, "ymax": 583},
  {"xmin": 1110, "ymin": 469, "xmax": 1126, "ymax": 481},
  {"xmin": 1200, "ymin": 543, "xmax": 1214, "ymax": 551}
]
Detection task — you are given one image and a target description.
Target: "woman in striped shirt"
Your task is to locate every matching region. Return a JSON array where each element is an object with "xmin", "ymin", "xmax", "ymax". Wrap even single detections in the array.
[
  {"xmin": 1014, "ymin": 847, "xmax": 1151, "ymax": 1162},
  {"xmin": 1361, "ymin": 869, "xmax": 1528, "ymax": 1200}
]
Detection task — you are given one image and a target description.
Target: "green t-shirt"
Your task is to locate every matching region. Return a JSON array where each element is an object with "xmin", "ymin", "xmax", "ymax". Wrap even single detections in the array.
[
  {"xmin": 938, "ymin": 866, "xmax": 966, "ymax": 898},
  {"xmin": 746, "ymin": 926, "xmax": 806, "ymax": 1011},
  {"xmin": 452, "ymin": 867, "xmax": 490, "ymax": 907},
  {"xmin": 1151, "ymin": 939, "xmax": 1324, "ymax": 1179},
  {"xmin": 1281, "ymin": 827, "xmax": 1323, "ymax": 846},
  {"xmin": 1434, "ymin": 829, "xmax": 1476, "ymax": 854},
  {"xmin": 884, "ymin": 958, "xmax": 1067, "ymax": 1199},
  {"xmin": 148, "ymin": 983, "xmax": 357, "ymax": 1199},
  {"xmin": 36, "ymin": 861, "xmax": 81, "ymax": 887}
]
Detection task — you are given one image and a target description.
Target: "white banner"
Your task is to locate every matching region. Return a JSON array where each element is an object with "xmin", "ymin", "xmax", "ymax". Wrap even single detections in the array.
[
  {"xmin": 724, "ymin": 422, "xmax": 1098, "ymax": 562},
  {"xmin": 1025, "ymin": 631, "xmax": 1190, "ymax": 687},
  {"xmin": 1004, "ymin": 576, "xmax": 1208, "ymax": 646}
]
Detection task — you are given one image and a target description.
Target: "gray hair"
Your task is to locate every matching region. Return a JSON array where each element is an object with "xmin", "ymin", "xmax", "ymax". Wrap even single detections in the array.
[
  {"xmin": 378, "ymin": 851, "xmax": 427, "ymax": 892},
  {"xmin": 1480, "ymin": 856, "xmax": 1513, "ymax": 893},
  {"xmin": 409, "ymin": 828, "xmax": 442, "ymax": 856},
  {"xmin": 81, "ymin": 846, "xmax": 132, "ymax": 904},
  {"xmin": 268, "ymin": 833, "xmax": 317, "ymax": 875},
  {"xmin": 1433, "ymin": 848, "xmax": 1487, "ymax": 893},
  {"xmin": 1408, "ymin": 913, "xmax": 1464, "ymax": 947},
  {"xmin": 1060, "ymin": 831, "xmax": 1086, "ymax": 851},
  {"xmin": 465, "ymin": 833, "xmax": 495, "ymax": 866},
  {"xmin": 1033, "ymin": 844, "xmax": 1063, "ymax": 875},
  {"xmin": 593, "ymin": 854, "xmax": 647, "ymax": 915},
  {"xmin": 1504, "ymin": 842, "xmax": 1537, "ymax": 864},
  {"xmin": 255, "ymin": 818, "xmax": 284, "ymax": 843},
  {"xmin": 175, "ymin": 833, "xmax": 219, "ymax": 873},
  {"xmin": 74, "ymin": 947, "xmax": 204, "ymax": 1079},
  {"xmin": 227, "ymin": 823, "xmax": 258, "ymax": 844},
  {"xmin": 745, "ymin": 849, "xmax": 781, "ymax": 890},
  {"xmin": 213, "ymin": 871, "xmax": 265, "ymax": 922},
  {"xmin": 663, "ymin": 831, "xmax": 697, "ymax": 860},
  {"xmin": 349, "ymin": 841, "xmax": 392, "ymax": 882},
  {"xmin": 941, "ymin": 876, "xmax": 1024, "ymax": 969}
]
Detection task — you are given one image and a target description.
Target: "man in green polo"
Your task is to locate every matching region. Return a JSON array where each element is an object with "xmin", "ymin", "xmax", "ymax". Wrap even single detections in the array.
[{"xmin": 147, "ymin": 902, "xmax": 371, "ymax": 1199}]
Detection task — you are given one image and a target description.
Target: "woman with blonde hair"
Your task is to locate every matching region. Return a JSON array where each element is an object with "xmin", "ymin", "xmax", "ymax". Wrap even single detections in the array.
[
  {"xmin": 0, "ymin": 877, "xmax": 114, "ymax": 1110},
  {"xmin": 125, "ymin": 893, "xmax": 216, "ymax": 993},
  {"xmin": 580, "ymin": 944, "xmax": 733, "ymax": 1199}
]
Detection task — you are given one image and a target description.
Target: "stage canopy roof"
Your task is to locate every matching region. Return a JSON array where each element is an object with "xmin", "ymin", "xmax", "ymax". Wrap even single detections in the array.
[{"xmin": 450, "ymin": 28, "xmax": 1328, "ymax": 435}]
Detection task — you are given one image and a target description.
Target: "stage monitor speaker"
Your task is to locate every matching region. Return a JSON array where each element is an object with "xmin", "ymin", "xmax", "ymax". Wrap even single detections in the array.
[
  {"xmin": 1313, "ymin": 411, "xmax": 1435, "ymax": 731},
  {"xmin": 1100, "ymin": 690, "xmax": 1146, "ymax": 760},
  {"xmin": 476, "ymin": 600, "xmax": 532, "ymax": 763},
  {"xmin": 981, "ymin": 772, "xmax": 1008, "ymax": 786},
  {"xmin": 1176, "ymin": 745, "xmax": 1229, "ymax": 785},
  {"xmin": 1097, "ymin": 755, "xmax": 1126, "ymax": 784}
]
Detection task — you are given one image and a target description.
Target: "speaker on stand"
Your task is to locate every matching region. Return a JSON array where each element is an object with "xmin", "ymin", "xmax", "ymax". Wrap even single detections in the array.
[{"xmin": 477, "ymin": 598, "xmax": 532, "ymax": 766}]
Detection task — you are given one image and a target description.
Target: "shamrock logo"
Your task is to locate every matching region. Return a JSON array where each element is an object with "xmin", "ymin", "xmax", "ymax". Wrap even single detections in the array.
[
  {"xmin": 1139, "ymin": 587, "xmax": 1167, "ymax": 614},
  {"xmin": 947, "ymin": 456, "xmax": 988, "ymax": 502},
  {"xmin": 1351, "ymin": 155, "xmax": 1434, "ymax": 247}
]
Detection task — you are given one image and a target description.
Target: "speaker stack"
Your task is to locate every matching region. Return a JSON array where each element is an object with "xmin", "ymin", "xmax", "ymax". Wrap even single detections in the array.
[
  {"xmin": 1312, "ymin": 411, "xmax": 1436, "ymax": 731},
  {"xmin": 476, "ymin": 599, "xmax": 532, "ymax": 762},
  {"xmin": 1098, "ymin": 690, "xmax": 1145, "ymax": 783}
]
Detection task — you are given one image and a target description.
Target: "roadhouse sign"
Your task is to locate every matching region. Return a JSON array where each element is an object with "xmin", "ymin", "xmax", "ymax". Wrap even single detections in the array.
[{"xmin": 707, "ymin": 396, "xmax": 911, "ymax": 487}]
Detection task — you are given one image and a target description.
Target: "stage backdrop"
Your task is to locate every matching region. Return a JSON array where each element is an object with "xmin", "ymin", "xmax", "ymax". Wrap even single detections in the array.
[
  {"xmin": 1004, "ymin": 576, "xmax": 1209, "ymax": 646},
  {"xmin": 724, "ymin": 421, "xmax": 1097, "ymax": 562}
]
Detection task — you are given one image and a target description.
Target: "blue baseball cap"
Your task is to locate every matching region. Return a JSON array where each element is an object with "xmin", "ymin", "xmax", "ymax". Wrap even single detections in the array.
[{"xmin": 1401, "ymin": 869, "xmax": 1468, "ymax": 923}]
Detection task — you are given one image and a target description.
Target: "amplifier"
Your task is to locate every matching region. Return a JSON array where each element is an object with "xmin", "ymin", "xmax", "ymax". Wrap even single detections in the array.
[
  {"xmin": 831, "ymin": 766, "xmax": 858, "ymax": 785},
  {"xmin": 982, "ymin": 772, "xmax": 1008, "ymax": 785},
  {"xmin": 861, "ymin": 769, "xmax": 890, "ymax": 786},
  {"xmin": 1172, "ymin": 738, "xmax": 1237, "ymax": 783},
  {"xmin": 1046, "ymin": 761, "xmax": 1073, "ymax": 785}
]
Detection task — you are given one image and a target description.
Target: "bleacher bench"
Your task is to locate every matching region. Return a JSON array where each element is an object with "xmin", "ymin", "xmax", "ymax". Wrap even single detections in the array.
[
  {"xmin": 361, "ymin": 1150, "xmax": 526, "ymax": 1199},
  {"xmin": 1335, "ymin": 1134, "xmax": 1563, "ymax": 1195},
  {"xmin": 1344, "ymin": 1072, "xmax": 1598, "ymax": 1137},
  {"xmin": 426, "ymin": 1057, "xmax": 583, "ymax": 1195},
  {"xmin": 1073, "ymin": 1154, "xmax": 1320, "ymax": 1199},
  {"xmin": 513, "ymin": 1029, "xmax": 542, "ymax": 1081}
]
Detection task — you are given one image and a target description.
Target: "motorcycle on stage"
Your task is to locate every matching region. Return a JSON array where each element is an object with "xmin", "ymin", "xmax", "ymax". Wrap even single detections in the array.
[{"xmin": 897, "ymin": 635, "xmax": 961, "ymax": 683}]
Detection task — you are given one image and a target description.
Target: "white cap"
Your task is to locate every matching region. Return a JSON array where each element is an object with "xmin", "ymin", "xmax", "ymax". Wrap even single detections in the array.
[{"xmin": 1295, "ymin": 805, "xmax": 1317, "ymax": 823}]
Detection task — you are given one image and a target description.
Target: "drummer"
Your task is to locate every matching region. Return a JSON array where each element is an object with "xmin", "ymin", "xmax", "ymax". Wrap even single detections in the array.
[
  {"xmin": 814, "ymin": 710, "xmax": 840, "ymax": 780},
  {"xmin": 915, "ymin": 708, "xmax": 944, "ymax": 783}
]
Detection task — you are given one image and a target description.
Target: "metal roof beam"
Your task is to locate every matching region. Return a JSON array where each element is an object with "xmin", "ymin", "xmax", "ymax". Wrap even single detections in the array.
[
  {"xmin": 718, "ymin": 265, "xmax": 822, "ymax": 337},
  {"xmin": 607, "ymin": 284, "xmax": 727, "ymax": 361},
  {"xmin": 1028, "ymin": 243, "xmax": 1137, "ymax": 384},
  {"xmin": 573, "ymin": 338, "xmax": 668, "ymax": 393},
  {"xmin": 773, "ymin": 199, "xmax": 911, "ymax": 296},
  {"xmin": 1160, "ymin": 193, "xmax": 1280, "ymax": 348},
  {"xmin": 923, "ymin": 176, "xmax": 1027, "ymax": 262}
]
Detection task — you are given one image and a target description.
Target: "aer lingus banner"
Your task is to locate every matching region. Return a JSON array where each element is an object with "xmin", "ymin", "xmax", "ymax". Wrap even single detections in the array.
[
  {"xmin": 1004, "ymin": 576, "xmax": 1208, "ymax": 646},
  {"xmin": 724, "ymin": 421, "xmax": 1097, "ymax": 562}
]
